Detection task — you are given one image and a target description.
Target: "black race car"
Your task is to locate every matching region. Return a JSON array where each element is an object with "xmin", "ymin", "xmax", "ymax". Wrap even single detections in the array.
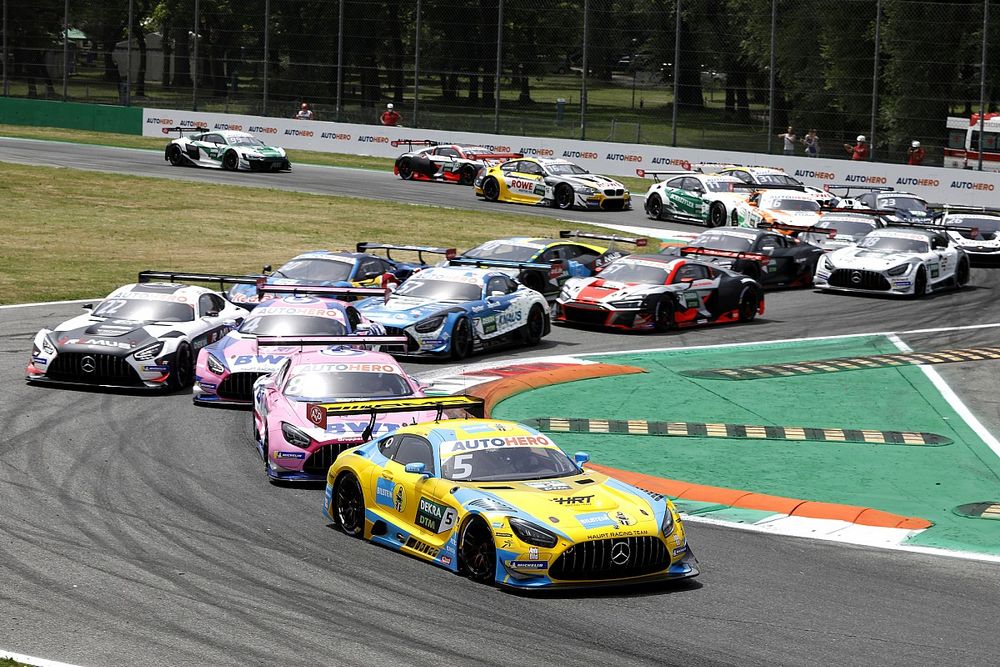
[
  {"xmin": 391, "ymin": 139, "xmax": 522, "ymax": 185},
  {"xmin": 665, "ymin": 225, "xmax": 832, "ymax": 288}
]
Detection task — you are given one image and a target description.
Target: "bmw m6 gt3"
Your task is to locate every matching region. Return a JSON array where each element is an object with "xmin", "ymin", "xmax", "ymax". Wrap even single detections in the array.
[{"xmin": 474, "ymin": 157, "xmax": 630, "ymax": 211}]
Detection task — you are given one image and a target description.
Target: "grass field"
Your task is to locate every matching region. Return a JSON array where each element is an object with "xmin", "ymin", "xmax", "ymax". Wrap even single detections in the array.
[{"xmin": 0, "ymin": 161, "xmax": 619, "ymax": 304}]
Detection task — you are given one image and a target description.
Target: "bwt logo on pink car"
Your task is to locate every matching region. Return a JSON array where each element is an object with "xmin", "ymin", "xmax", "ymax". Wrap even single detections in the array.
[
  {"xmin": 285, "ymin": 129, "xmax": 315, "ymax": 137},
  {"xmin": 651, "ymin": 157, "xmax": 691, "ymax": 170},
  {"xmin": 321, "ymin": 132, "xmax": 352, "ymax": 140},
  {"xmin": 358, "ymin": 136, "xmax": 389, "ymax": 143},
  {"xmin": 248, "ymin": 126, "xmax": 278, "ymax": 134},
  {"xmin": 950, "ymin": 181, "xmax": 995, "ymax": 191},
  {"xmin": 606, "ymin": 153, "xmax": 643, "ymax": 162},
  {"xmin": 519, "ymin": 147, "xmax": 554, "ymax": 156},
  {"xmin": 844, "ymin": 174, "xmax": 887, "ymax": 184},
  {"xmin": 794, "ymin": 170, "xmax": 836, "ymax": 179},
  {"xmin": 214, "ymin": 123, "xmax": 243, "ymax": 131},
  {"xmin": 896, "ymin": 177, "xmax": 940, "ymax": 187},
  {"xmin": 563, "ymin": 151, "xmax": 598, "ymax": 159}
]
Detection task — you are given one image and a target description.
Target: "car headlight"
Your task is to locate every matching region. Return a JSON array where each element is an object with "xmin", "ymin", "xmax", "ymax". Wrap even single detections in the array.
[
  {"xmin": 206, "ymin": 353, "xmax": 226, "ymax": 375},
  {"xmin": 818, "ymin": 255, "xmax": 832, "ymax": 270},
  {"xmin": 608, "ymin": 299, "xmax": 643, "ymax": 309},
  {"xmin": 40, "ymin": 335, "xmax": 56, "ymax": 354},
  {"xmin": 133, "ymin": 341, "xmax": 164, "ymax": 361},
  {"xmin": 508, "ymin": 517, "xmax": 558, "ymax": 547},
  {"xmin": 414, "ymin": 314, "xmax": 447, "ymax": 333},
  {"xmin": 281, "ymin": 422, "xmax": 313, "ymax": 448},
  {"xmin": 662, "ymin": 507, "xmax": 676, "ymax": 536},
  {"xmin": 887, "ymin": 263, "xmax": 910, "ymax": 276},
  {"xmin": 558, "ymin": 285, "xmax": 572, "ymax": 300},
  {"xmin": 574, "ymin": 186, "xmax": 598, "ymax": 195}
]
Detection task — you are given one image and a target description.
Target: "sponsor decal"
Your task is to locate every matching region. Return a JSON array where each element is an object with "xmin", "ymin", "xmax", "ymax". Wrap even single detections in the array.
[
  {"xmin": 480, "ymin": 144, "xmax": 512, "ymax": 152},
  {"xmin": 518, "ymin": 147, "xmax": 555, "ymax": 156},
  {"xmin": 319, "ymin": 347, "xmax": 367, "ymax": 357},
  {"xmin": 275, "ymin": 451, "xmax": 306, "ymax": 460},
  {"xmin": 528, "ymin": 547, "xmax": 539, "ymax": 560},
  {"xmin": 146, "ymin": 117, "xmax": 174, "ymax": 125},
  {"xmin": 285, "ymin": 128, "xmax": 315, "ymax": 137},
  {"xmin": 562, "ymin": 150, "xmax": 599, "ymax": 159},
  {"xmin": 844, "ymin": 174, "xmax": 887, "ymax": 184},
  {"xmin": 440, "ymin": 555, "xmax": 452, "ymax": 566},
  {"xmin": 357, "ymin": 136, "xmax": 390, "ymax": 144},
  {"xmin": 325, "ymin": 421, "xmax": 399, "ymax": 437},
  {"xmin": 321, "ymin": 132, "xmax": 352, "ymax": 140},
  {"xmin": 415, "ymin": 497, "xmax": 458, "ymax": 533},
  {"xmin": 180, "ymin": 120, "xmax": 208, "ymax": 128},
  {"xmin": 610, "ymin": 541, "xmax": 631, "ymax": 565},
  {"xmin": 80, "ymin": 356, "xmax": 97, "ymax": 373},
  {"xmin": 375, "ymin": 477, "xmax": 397, "ymax": 509},
  {"xmin": 552, "ymin": 495, "xmax": 594, "ymax": 505},
  {"xmin": 505, "ymin": 560, "xmax": 547, "ymax": 570},
  {"xmin": 896, "ymin": 177, "xmax": 940, "ymax": 187},
  {"xmin": 62, "ymin": 337, "xmax": 135, "ymax": 350},
  {"xmin": 31, "ymin": 356, "xmax": 47, "ymax": 365},
  {"xmin": 523, "ymin": 480, "xmax": 571, "ymax": 491},
  {"xmin": 213, "ymin": 123, "xmax": 243, "ymax": 131},
  {"xmin": 492, "ymin": 521, "xmax": 505, "ymax": 528},
  {"xmin": 577, "ymin": 511, "xmax": 618, "ymax": 530},
  {"xmin": 234, "ymin": 354, "xmax": 286, "ymax": 366},
  {"xmin": 443, "ymin": 435, "xmax": 553, "ymax": 453},
  {"xmin": 893, "ymin": 280, "xmax": 912, "ymax": 288},
  {"xmin": 494, "ymin": 532, "xmax": 513, "ymax": 537},
  {"xmin": 142, "ymin": 364, "xmax": 170, "ymax": 372},
  {"xmin": 394, "ymin": 484, "xmax": 406, "ymax": 512},
  {"xmin": 794, "ymin": 169, "xmax": 835, "ymax": 179},
  {"xmin": 247, "ymin": 125, "xmax": 278, "ymax": 134},
  {"xmin": 950, "ymin": 180, "xmax": 996, "ymax": 191},
  {"xmin": 509, "ymin": 178, "xmax": 539, "ymax": 190},
  {"xmin": 606, "ymin": 153, "xmax": 643, "ymax": 163},
  {"xmin": 672, "ymin": 546, "xmax": 688, "ymax": 557},
  {"xmin": 296, "ymin": 363, "xmax": 396, "ymax": 373}
]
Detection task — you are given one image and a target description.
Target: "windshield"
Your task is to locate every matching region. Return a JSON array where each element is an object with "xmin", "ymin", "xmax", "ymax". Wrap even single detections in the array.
[
  {"xmin": 880, "ymin": 196, "xmax": 927, "ymax": 212},
  {"xmin": 817, "ymin": 218, "xmax": 877, "ymax": 237},
  {"xmin": 598, "ymin": 260, "xmax": 669, "ymax": 284},
  {"xmin": 756, "ymin": 174, "xmax": 799, "ymax": 186},
  {"xmin": 767, "ymin": 198, "xmax": 819, "ymax": 211},
  {"xmin": 93, "ymin": 298, "xmax": 194, "ymax": 322},
  {"xmin": 463, "ymin": 240, "xmax": 541, "ymax": 262},
  {"xmin": 859, "ymin": 235, "xmax": 929, "ymax": 253},
  {"xmin": 238, "ymin": 314, "xmax": 348, "ymax": 336},
  {"xmin": 546, "ymin": 163, "xmax": 589, "ymax": 176},
  {"xmin": 228, "ymin": 135, "xmax": 265, "ymax": 147},
  {"xmin": 441, "ymin": 447, "xmax": 578, "ymax": 482},
  {"xmin": 284, "ymin": 371, "xmax": 412, "ymax": 401},
  {"xmin": 946, "ymin": 216, "xmax": 1000, "ymax": 235},
  {"xmin": 689, "ymin": 232, "xmax": 755, "ymax": 252},
  {"xmin": 273, "ymin": 258, "xmax": 353, "ymax": 282},
  {"xmin": 393, "ymin": 278, "xmax": 482, "ymax": 301}
]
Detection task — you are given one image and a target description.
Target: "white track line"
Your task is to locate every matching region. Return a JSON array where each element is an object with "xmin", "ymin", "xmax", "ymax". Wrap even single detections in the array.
[
  {"xmin": 0, "ymin": 297, "xmax": 97, "ymax": 309},
  {"xmin": 0, "ymin": 649, "xmax": 82, "ymax": 667}
]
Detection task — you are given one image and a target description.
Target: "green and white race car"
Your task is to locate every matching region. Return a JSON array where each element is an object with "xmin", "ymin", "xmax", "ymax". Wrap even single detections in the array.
[
  {"xmin": 164, "ymin": 128, "xmax": 291, "ymax": 172},
  {"xmin": 637, "ymin": 169, "xmax": 749, "ymax": 227}
]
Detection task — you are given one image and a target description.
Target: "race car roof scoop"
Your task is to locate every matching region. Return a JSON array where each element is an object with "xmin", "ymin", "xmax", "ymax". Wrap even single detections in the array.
[
  {"xmin": 256, "ymin": 335, "xmax": 410, "ymax": 351},
  {"xmin": 305, "ymin": 395, "xmax": 486, "ymax": 432},
  {"xmin": 356, "ymin": 242, "xmax": 457, "ymax": 262}
]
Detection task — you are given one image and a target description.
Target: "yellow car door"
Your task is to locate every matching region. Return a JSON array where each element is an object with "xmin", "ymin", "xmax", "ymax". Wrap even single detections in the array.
[{"xmin": 501, "ymin": 160, "xmax": 547, "ymax": 204}]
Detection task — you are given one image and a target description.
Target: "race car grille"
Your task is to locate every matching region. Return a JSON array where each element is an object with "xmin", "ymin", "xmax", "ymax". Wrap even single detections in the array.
[
  {"xmin": 382, "ymin": 326, "xmax": 420, "ymax": 353},
  {"xmin": 603, "ymin": 188, "xmax": 625, "ymax": 197},
  {"xmin": 216, "ymin": 372, "xmax": 267, "ymax": 401},
  {"xmin": 828, "ymin": 269, "xmax": 891, "ymax": 291},
  {"xmin": 562, "ymin": 305, "xmax": 611, "ymax": 326},
  {"xmin": 302, "ymin": 443, "xmax": 357, "ymax": 476},
  {"xmin": 599, "ymin": 199, "xmax": 627, "ymax": 211},
  {"xmin": 247, "ymin": 158, "xmax": 290, "ymax": 172},
  {"xmin": 549, "ymin": 536, "xmax": 670, "ymax": 581},
  {"xmin": 47, "ymin": 352, "xmax": 143, "ymax": 385}
]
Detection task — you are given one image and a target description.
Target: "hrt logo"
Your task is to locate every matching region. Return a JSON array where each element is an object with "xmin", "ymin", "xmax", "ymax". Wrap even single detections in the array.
[{"xmin": 551, "ymin": 495, "xmax": 594, "ymax": 505}]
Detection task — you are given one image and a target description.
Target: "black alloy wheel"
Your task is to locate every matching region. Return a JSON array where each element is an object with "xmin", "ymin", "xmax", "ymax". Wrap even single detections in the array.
[
  {"xmin": 335, "ymin": 474, "xmax": 365, "ymax": 537},
  {"xmin": 397, "ymin": 158, "xmax": 414, "ymax": 180},
  {"xmin": 459, "ymin": 165, "xmax": 477, "ymax": 185},
  {"xmin": 555, "ymin": 184, "xmax": 575, "ymax": 210},
  {"xmin": 167, "ymin": 343, "xmax": 193, "ymax": 390},
  {"xmin": 222, "ymin": 150, "xmax": 239, "ymax": 171},
  {"xmin": 654, "ymin": 299, "xmax": 675, "ymax": 333},
  {"xmin": 524, "ymin": 305, "xmax": 546, "ymax": 345},
  {"xmin": 459, "ymin": 518, "xmax": 497, "ymax": 584},
  {"xmin": 646, "ymin": 194, "xmax": 664, "ymax": 220},
  {"xmin": 956, "ymin": 256, "xmax": 971, "ymax": 288},
  {"xmin": 738, "ymin": 289, "xmax": 760, "ymax": 322},
  {"xmin": 450, "ymin": 317, "xmax": 472, "ymax": 360},
  {"xmin": 166, "ymin": 145, "xmax": 184, "ymax": 166},
  {"xmin": 913, "ymin": 267, "xmax": 928, "ymax": 297},
  {"xmin": 482, "ymin": 177, "xmax": 501, "ymax": 202},
  {"xmin": 708, "ymin": 202, "xmax": 726, "ymax": 228}
]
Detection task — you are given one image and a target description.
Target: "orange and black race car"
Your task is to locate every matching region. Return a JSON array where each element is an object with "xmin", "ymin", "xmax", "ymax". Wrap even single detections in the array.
[
  {"xmin": 554, "ymin": 254, "xmax": 764, "ymax": 332},
  {"xmin": 391, "ymin": 139, "xmax": 522, "ymax": 185}
]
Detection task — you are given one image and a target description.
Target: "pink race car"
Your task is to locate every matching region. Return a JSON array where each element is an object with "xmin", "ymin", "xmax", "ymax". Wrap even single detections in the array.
[
  {"xmin": 194, "ymin": 286, "xmax": 389, "ymax": 406},
  {"xmin": 252, "ymin": 342, "xmax": 444, "ymax": 482}
]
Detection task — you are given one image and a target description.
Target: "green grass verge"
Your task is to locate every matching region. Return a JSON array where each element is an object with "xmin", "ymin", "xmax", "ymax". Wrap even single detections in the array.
[{"xmin": 0, "ymin": 161, "xmax": 624, "ymax": 304}]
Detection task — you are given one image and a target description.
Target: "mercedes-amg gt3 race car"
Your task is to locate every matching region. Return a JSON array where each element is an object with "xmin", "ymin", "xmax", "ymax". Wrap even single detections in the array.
[
  {"xmin": 636, "ymin": 169, "xmax": 748, "ymax": 227},
  {"xmin": 931, "ymin": 207, "xmax": 1000, "ymax": 265},
  {"xmin": 27, "ymin": 274, "xmax": 249, "ymax": 390},
  {"xmin": 825, "ymin": 185, "xmax": 930, "ymax": 222},
  {"xmin": 449, "ymin": 231, "xmax": 646, "ymax": 296},
  {"xmin": 554, "ymin": 254, "xmax": 764, "ymax": 331},
  {"xmin": 474, "ymin": 157, "xmax": 631, "ymax": 211},
  {"xmin": 814, "ymin": 226, "xmax": 972, "ymax": 296},
  {"xmin": 252, "ymin": 340, "xmax": 436, "ymax": 482},
  {"xmin": 355, "ymin": 266, "xmax": 550, "ymax": 359},
  {"xmin": 226, "ymin": 244, "xmax": 451, "ymax": 305},
  {"xmin": 194, "ymin": 286, "xmax": 387, "ymax": 405},
  {"xmin": 164, "ymin": 127, "xmax": 290, "ymax": 172},
  {"xmin": 709, "ymin": 164, "xmax": 834, "ymax": 204},
  {"xmin": 391, "ymin": 139, "xmax": 522, "ymax": 185},
  {"xmin": 324, "ymin": 416, "xmax": 698, "ymax": 589},
  {"xmin": 797, "ymin": 209, "xmax": 888, "ymax": 251}
]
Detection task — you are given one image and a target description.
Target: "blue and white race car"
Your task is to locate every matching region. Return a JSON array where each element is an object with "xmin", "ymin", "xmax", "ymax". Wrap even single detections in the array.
[
  {"xmin": 227, "ymin": 244, "xmax": 453, "ymax": 306},
  {"xmin": 354, "ymin": 266, "xmax": 550, "ymax": 359}
]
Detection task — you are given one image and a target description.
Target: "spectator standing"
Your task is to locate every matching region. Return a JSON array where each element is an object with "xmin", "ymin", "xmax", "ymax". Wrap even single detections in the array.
[
  {"xmin": 778, "ymin": 126, "xmax": 797, "ymax": 155},
  {"xmin": 908, "ymin": 140, "xmax": 926, "ymax": 166},
  {"xmin": 802, "ymin": 129, "xmax": 819, "ymax": 157},
  {"xmin": 380, "ymin": 103, "xmax": 401, "ymax": 127},
  {"xmin": 295, "ymin": 102, "xmax": 314, "ymax": 120},
  {"xmin": 844, "ymin": 135, "xmax": 869, "ymax": 161}
]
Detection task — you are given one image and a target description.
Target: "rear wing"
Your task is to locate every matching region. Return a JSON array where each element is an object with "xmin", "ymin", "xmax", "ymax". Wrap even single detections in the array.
[
  {"xmin": 305, "ymin": 395, "xmax": 487, "ymax": 433},
  {"xmin": 138, "ymin": 270, "xmax": 262, "ymax": 292},
  {"xmin": 448, "ymin": 257, "xmax": 561, "ymax": 279},
  {"xmin": 728, "ymin": 183, "xmax": 806, "ymax": 193},
  {"xmin": 356, "ymin": 242, "xmax": 456, "ymax": 263},
  {"xmin": 256, "ymin": 335, "xmax": 409, "ymax": 351},
  {"xmin": 678, "ymin": 246, "xmax": 770, "ymax": 265},
  {"xmin": 823, "ymin": 184, "xmax": 894, "ymax": 194},
  {"xmin": 692, "ymin": 162, "xmax": 785, "ymax": 173},
  {"xmin": 390, "ymin": 139, "xmax": 439, "ymax": 150},
  {"xmin": 819, "ymin": 207, "xmax": 896, "ymax": 217},
  {"xmin": 257, "ymin": 284, "xmax": 389, "ymax": 301},
  {"xmin": 887, "ymin": 221, "xmax": 980, "ymax": 238},
  {"xmin": 635, "ymin": 168, "xmax": 694, "ymax": 182},
  {"xmin": 757, "ymin": 221, "xmax": 837, "ymax": 238},
  {"xmin": 931, "ymin": 204, "xmax": 1000, "ymax": 216},
  {"xmin": 464, "ymin": 152, "xmax": 524, "ymax": 163},
  {"xmin": 560, "ymin": 230, "xmax": 648, "ymax": 248},
  {"xmin": 163, "ymin": 126, "xmax": 205, "ymax": 136}
]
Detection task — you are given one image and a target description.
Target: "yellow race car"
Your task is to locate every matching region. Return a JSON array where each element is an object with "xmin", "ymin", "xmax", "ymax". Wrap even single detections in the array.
[
  {"xmin": 473, "ymin": 156, "xmax": 631, "ymax": 211},
  {"xmin": 322, "ymin": 397, "xmax": 698, "ymax": 589}
]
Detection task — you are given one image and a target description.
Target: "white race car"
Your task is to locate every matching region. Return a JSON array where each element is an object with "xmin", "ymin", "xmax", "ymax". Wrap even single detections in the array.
[
  {"xmin": 797, "ymin": 210, "xmax": 888, "ymax": 251},
  {"xmin": 164, "ymin": 128, "xmax": 291, "ymax": 172},
  {"xmin": 814, "ymin": 227, "xmax": 971, "ymax": 296},
  {"xmin": 706, "ymin": 164, "xmax": 835, "ymax": 205},
  {"xmin": 26, "ymin": 273, "xmax": 249, "ymax": 390},
  {"xmin": 931, "ymin": 207, "xmax": 1000, "ymax": 265},
  {"xmin": 733, "ymin": 189, "xmax": 823, "ymax": 229},
  {"xmin": 637, "ymin": 170, "xmax": 749, "ymax": 227}
]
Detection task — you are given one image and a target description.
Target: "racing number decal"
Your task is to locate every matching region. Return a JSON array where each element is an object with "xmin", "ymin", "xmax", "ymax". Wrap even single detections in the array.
[
  {"xmin": 929, "ymin": 262, "xmax": 940, "ymax": 279},
  {"xmin": 415, "ymin": 496, "xmax": 458, "ymax": 534},
  {"xmin": 682, "ymin": 291, "xmax": 701, "ymax": 309}
]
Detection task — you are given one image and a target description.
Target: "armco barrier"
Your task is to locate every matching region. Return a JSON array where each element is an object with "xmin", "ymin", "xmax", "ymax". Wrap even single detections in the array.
[
  {"xmin": 143, "ymin": 106, "xmax": 1000, "ymax": 206},
  {"xmin": 1, "ymin": 98, "xmax": 141, "ymax": 135}
]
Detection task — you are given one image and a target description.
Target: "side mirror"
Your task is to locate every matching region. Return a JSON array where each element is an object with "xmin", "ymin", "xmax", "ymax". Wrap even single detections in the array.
[
  {"xmin": 82, "ymin": 303, "xmax": 93, "ymax": 310},
  {"xmin": 205, "ymin": 310, "xmax": 220, "ymax": 318},
  {"xmin": 262, "ymin": 264, "xmax": 272, "ymax": 274},
  {"xmin": 489, "ymin": 290, "xmax": 505, "ymax": 297},
  {"xmin": 404, "ymin": 462, "xmax": 432, "ymax": 477},
  {"xmin": 574, "ymin": 452, "xmax": 590, "ymax": 466}
]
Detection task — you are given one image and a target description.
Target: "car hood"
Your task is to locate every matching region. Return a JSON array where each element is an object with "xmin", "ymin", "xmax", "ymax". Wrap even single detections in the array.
[
  {"xmin": 557, "ymin": 174, "xmax": 626, "ymax": 190},
  {"xmin": 766, "ymin": 210, "xmax": 822, "ymax": 225},
  {"xmin": 292, "ymin": 406, "xmax": 441, "ymax": 444},
  {"xmin": 827, "ymin": 247, "xmax": 916, "ymax": 269},
  {"xmin": 356, "ymin": 295, "xmax": 458, "ymax": 325},
  {"xmin": 53, "ymin": 318, "xmax": 161, "ymax": 354},
  {"xmin": 238, "ymin": 145, "xmax": 285, "ymax": 157},
  {"xmin": 563, "ymin": 277, "xmax": 661, "ymax": 302},
  {"xmin": 205, "ymin": 335, "xmax": 301, "ymax": 372}
]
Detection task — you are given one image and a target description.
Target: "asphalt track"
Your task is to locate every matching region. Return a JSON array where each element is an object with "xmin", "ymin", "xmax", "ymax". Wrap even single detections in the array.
[{"xmin": 2, "ymin": 139, "xmax": 1000, "ymax": 666}]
